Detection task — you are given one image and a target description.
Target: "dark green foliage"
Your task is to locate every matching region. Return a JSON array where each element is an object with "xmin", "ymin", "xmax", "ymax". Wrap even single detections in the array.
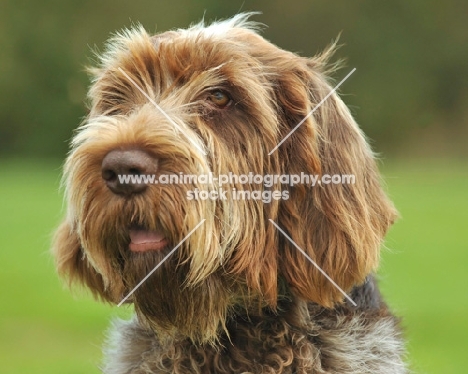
[{"xmin": 1, "ymin": 0, "xmax": 467, "ymax": 157}]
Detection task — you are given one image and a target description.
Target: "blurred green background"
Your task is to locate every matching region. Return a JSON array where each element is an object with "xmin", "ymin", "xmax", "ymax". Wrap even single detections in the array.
[{"xmin": 1, "ymin": 0, "xmax": 467, "ymax": 373}]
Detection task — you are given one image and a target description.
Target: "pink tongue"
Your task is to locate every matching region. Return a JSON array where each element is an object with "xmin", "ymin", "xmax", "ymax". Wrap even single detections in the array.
[{"xmin": 130, "ymin": 229, "xmax": 166, "ymax": 244}]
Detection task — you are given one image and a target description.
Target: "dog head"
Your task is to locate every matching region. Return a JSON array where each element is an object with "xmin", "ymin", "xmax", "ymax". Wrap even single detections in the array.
[{"xmin": 53, "ymin": 14, "xmax": 397, "ymax": 343}]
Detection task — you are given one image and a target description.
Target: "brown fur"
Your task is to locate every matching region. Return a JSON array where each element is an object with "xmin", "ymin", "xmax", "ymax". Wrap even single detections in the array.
[{"xmin": 52, "ymin": 14, "xmax": 405, "ymax": 373}]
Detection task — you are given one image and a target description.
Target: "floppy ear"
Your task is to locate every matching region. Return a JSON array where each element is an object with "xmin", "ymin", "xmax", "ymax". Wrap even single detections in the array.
[
  {"xmin": 52, "ymin": 220, "xmax": 116, "ymax": 302},
  {"xmin": 271, "ymin": 48, "xmax": 397, "ymax": 307}
]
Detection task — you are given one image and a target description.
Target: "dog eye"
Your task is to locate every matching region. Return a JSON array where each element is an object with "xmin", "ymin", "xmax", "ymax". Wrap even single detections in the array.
[{"xmin": 207, "ymin": 90, "xmax": 231, "ymax": 108}]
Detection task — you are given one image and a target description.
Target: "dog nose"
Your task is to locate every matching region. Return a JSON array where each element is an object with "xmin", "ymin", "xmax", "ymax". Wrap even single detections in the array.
[{"xmin": 101, "ymin": 149, "xmax": 158, "ymax": 196}]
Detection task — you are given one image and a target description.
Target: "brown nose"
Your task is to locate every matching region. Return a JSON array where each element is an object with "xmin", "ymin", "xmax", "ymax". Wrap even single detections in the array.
[{"xmin": 101, "ymin": 149, "xmax": 158, "ymax": 196}]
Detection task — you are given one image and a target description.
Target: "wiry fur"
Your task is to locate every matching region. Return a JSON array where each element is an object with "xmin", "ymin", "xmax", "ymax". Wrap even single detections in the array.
[
  {"xmin": 52, "ymin": 14, "xmax": 407, "ymax": 373},
  {"xmin": 103, "ymin": 297, "xmax": 406, "ymax": 374}
]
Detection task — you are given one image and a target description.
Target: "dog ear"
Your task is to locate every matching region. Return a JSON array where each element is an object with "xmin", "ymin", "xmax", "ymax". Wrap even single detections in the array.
[
  {"xmin": 269, "ymin": 47, "xmax": 397, "ymax": 307},
  {"xmin": 52, "ymin": 220, "xmax": 116, "ymax": 302}
]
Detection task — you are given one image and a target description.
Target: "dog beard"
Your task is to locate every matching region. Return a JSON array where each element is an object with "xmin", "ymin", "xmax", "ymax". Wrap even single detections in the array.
[
  {"xmin": 121, "ymin": 248, "xmax": 233, "ymax": 344},
  {"xmin": 77, "ymin": 184, "xmax": 233, "ymax": 343}
]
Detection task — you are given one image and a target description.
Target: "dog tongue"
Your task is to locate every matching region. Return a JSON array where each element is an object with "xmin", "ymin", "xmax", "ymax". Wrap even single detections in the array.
[
  {"xmin": 129, "ymin": 229, "xmax": 167, "ymax": 252},
  {"xmin": 130, "ymin": 229, "xmax": 165, "ymax": 243}
]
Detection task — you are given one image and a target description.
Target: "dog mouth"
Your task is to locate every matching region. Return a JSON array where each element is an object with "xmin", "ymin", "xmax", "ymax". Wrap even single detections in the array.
[{"xmin": 129, "ymin": 226, "xmax": 169, "ymax": 252}]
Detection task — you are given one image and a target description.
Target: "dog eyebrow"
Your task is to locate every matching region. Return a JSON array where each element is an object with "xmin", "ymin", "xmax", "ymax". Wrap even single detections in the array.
[{"xmin": 118, "ymin": 67, "xmax": 207, "ymax": 155}]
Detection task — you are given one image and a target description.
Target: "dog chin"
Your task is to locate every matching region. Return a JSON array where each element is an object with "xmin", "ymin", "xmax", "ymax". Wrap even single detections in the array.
[{"xmin": 122, "ymin": 248, "xmax": 230, "ymax": 344}]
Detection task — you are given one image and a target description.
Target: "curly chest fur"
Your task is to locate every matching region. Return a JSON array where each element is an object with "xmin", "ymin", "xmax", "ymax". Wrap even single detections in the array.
[{"xmin": 103, "ymin": 298, "xmax": 406, "ymax": 374}]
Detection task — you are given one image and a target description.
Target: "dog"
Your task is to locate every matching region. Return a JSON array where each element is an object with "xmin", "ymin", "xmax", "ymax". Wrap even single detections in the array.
[{"xmin": 53, "ymin": 14, "xmax": 407, "ymax": 373}]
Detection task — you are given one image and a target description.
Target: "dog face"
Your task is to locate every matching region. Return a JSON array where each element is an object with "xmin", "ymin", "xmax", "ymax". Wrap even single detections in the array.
[{"xmin": 53, "ymin": 14, "xmax": 397, "ymax": 343}]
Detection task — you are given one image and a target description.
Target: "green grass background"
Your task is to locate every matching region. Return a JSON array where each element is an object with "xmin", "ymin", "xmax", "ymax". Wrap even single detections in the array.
[{"xmin": 1, "ymin": 159, "xmax": 467, "ymax": 373}]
